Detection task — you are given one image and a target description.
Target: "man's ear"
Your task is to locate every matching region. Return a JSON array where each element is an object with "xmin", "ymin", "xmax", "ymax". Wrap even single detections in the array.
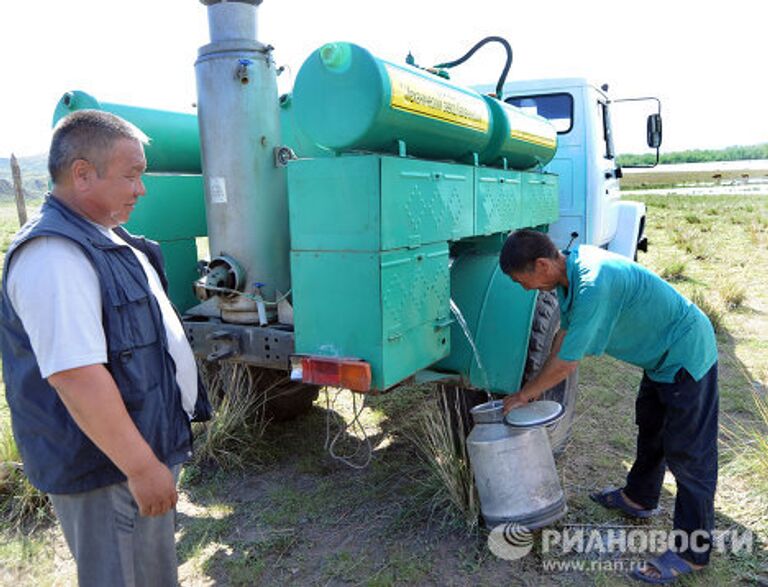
[
  {"xmin": 533, "ymin": 257, "xmax": 551, "ymax": 273},
  {"xmin": 71, "ymin": 159, "xmax": 92, "ymax": 191}
]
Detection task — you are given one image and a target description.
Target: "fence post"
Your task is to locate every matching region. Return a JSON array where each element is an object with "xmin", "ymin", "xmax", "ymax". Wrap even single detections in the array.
[{"xmin": 10, "ymin": 154, "xmax": 28, "ymax": 227}]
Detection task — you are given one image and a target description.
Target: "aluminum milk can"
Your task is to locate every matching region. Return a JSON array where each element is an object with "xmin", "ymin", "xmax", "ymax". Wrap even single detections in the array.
[{"xmin": 467, "ymin": 400, "xmax": 567, "ymax": 529}]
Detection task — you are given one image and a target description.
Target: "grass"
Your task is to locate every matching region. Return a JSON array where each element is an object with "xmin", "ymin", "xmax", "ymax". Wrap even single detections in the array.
[
  {"xmin": 191, "ymin": 361, "xmax": 271, "ymax": 470},
  {"xmin": 634, "ymin": 193, "xmax": 768, "ymax": 564},
  {"xmin": 690, "ymin": 289, "xmax": 725, "ymax": 334},
  {"xmin": 621, "ymin": 165, "xmax": 768, "ymax": 191},
  {"xmin": 659, "ymin": 257, "xmax": 687, "ymax": 281},
  {"xmin": 0, "ymin": 424, "xmax": 50, "ymax": 531},
  {"xmin": 0, "ymin": 199, "xmax": 41, "ymax": 274},
  {"xmin": 405, "ymin": 386, "xmax": 480, "ymax": 532},
  {"xmin": 2, "ymin": 191, "xmax": 768, "ymax": 585},
  {"xmin": 0, "ymin": 366, "xmax": 51, "ymax": 533},
  {"xmin": 719, "ymin": 280, "xmax": 747, "ymax": 310}
]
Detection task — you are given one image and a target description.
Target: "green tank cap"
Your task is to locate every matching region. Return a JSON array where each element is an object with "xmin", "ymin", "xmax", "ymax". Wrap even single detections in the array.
[
  {"xmin": 319, "ymin": 42, "xmax": 352, "ymax": 72},
  {"xmin": 53, "ymin": 91, "xmax": 102, "ymax": 122}
]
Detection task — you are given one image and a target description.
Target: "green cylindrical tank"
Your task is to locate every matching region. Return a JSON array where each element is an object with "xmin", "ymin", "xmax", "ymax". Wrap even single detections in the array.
[
  {"xmin": 278, "ymin": 93, "xmax": 333, "ymax": 159},
  {"xmin": 293, "ymin": 42, "xmax": 492, "ymax": 162},
  {"xmin": 480, "ymin": 96, "xmax": 557, "ymax": 169},
  {"xmin": 292, "ymin": 42, "xmax": 557, "ymax": 170},
  {"xmin": 52, "ymin": 90, "xmax": 201, "ymax": 174}
]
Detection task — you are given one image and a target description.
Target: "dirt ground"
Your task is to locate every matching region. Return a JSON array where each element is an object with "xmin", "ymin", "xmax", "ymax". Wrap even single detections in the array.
[
  {"xmin": 170, "ymin": 359, "xmax": 764, "ymax": 586},
  {"xmin": 173, "ymin": 376, "xmax": 650, "ymax": 587},
  {"xmin": 3, "ymin": 195, "xmax": 768, "ymax": 586}
]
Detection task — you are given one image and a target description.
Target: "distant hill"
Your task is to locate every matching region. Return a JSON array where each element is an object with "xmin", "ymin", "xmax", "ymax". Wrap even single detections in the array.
[{"xmin": 0, "ymin": 153, "xmax": 49, "ymax": 200}]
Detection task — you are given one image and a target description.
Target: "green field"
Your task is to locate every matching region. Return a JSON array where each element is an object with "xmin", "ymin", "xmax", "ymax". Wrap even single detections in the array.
[
  {"xmin": 621, "ymin": 164, "xmax": 768, "ymax": 191},
  {"xmin": 1, "ymin": 194, "xmax": 766, "ymax": 586}
]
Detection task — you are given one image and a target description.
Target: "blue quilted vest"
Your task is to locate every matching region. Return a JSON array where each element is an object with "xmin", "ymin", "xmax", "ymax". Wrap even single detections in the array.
[{"xmin": 1, "ymin": 195, "xmax": 211, "ymax": 494}]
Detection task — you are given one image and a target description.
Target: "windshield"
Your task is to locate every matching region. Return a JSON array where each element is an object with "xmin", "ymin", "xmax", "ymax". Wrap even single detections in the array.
[{"xmin": 505, "ymin": 93, "xmax": 573, "ymax": 134}]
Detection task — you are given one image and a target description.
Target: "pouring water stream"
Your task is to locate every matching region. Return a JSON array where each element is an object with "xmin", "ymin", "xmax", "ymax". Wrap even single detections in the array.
[{"xmin": 449, "ymin": 299, "xmax": 494, "ymax": 404}]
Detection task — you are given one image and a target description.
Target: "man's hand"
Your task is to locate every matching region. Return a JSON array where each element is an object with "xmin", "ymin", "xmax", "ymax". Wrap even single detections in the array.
[
  {"xmin": 502, "ymin": 329, "xmax": 579, "ymax": 416},
  {"xmin": 49, "ymin": 364, "xmax": 179, "ymax": 517},
  {"xmin": 503, "ymin": 390, "xmax": 534, "ymax": 414},
  {"xmin": 127, "ymin": 460, "xmax": 178, "ymax": 517}
]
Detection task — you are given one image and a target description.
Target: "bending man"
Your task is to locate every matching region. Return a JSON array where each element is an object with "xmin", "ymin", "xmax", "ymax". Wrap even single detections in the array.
[{"xmin": 499, "ymin": 229, "xmax": 718, "ymax": 584}]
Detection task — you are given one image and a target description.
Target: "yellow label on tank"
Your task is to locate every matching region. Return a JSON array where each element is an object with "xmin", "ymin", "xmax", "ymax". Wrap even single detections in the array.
[
  {"xmin": 385, "ymin": 64, "xmax": 489, "ymax": 132},
  {"xmin": 505, "ymin": 106, "xmax": 557, "ymax": 149},
  {"xmin": 510, "ymin": 129, "xmax": 557, "ymax": 149}
]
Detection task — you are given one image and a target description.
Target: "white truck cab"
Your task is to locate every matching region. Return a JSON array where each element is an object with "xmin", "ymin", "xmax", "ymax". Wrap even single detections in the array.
[{"xmin": 479, "ymin": 78, "xmax": 661, "ymax": 257}]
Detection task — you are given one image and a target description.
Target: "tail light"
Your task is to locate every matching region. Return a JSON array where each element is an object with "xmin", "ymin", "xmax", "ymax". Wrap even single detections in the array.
[{"xmin": 291, "ymin": 355, "xmax": 372, "ymax": 392}]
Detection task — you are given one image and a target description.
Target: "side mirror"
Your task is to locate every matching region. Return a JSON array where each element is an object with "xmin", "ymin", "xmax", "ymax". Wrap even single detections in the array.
[{"xmin": 647, "ymin": 113, "xmax": 662, "ymax": 149}]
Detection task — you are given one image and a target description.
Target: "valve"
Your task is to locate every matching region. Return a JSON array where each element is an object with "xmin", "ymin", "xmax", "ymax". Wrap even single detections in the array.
[{"xmin": 274, "ymin": 145, "xmax": 297, "ymax": 167}]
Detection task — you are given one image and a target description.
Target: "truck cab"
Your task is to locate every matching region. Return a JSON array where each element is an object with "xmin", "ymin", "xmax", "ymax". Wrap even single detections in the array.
[{"xmin": 480, "ymin": 78, "xmax": 659, "ymax": 258}]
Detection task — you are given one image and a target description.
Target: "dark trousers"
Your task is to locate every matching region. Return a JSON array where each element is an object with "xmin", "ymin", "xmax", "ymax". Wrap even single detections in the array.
[{"xmin": 624, "ymin": 363, "xmax": 719, "ymax": 566}]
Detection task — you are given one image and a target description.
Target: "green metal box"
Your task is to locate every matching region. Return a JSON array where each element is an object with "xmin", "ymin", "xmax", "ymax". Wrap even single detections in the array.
[
  {"xmin": 521, "ymin": 172, "xmax": 559, "ymax": 227},
  {"xmin": 288, "ymin": 155, "xmax": 474, "ymax": 251},
  {"xmin": 291, "ymin": 243, "xmax": 451, "ymax": 390},
  {"xmin": 475, "ymin": 169, "xmax": 559, "ymax": 235},
  {"xmin": 475, "ymin": 168, "xmax": 523, "ymax": 235}
]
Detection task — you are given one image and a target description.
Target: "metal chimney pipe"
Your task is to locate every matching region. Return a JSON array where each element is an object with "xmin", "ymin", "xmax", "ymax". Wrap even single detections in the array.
[{"xmin": 195, "ymin": 0, "xmax": 289, "ymax": 324}]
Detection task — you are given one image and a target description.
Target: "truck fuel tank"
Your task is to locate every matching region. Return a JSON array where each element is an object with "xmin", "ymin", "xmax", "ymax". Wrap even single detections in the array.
[{"xmin": 292, "ymin": 42, "xmax": 556, "ymax": 170}]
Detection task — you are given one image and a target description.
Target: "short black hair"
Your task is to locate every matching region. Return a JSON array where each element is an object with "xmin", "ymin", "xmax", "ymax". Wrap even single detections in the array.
[
  {"xmin": 48, "ymin": 110, "xmax": 148, "ymax": 184},
  {"xmin": 499, "ymin": 229, "xmax": 559, "ymax": 274}
]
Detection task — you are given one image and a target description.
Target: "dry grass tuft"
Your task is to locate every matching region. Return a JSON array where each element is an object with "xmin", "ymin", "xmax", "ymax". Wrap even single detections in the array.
[
  {"xmin": 0, "ymin": 424, "xmax": 51, "ymax": 530},
  {"xmin": 192, "ymin": 361, "xmax": 273, "ymax": 470},
  {"xmin": 720, "ymin": 365, "xmax": 768, "ymax": 517},
  {"xmin": 719, "ymin": 280, "xmax": 747, "ymax": 310},
  {"xmin": 406, "ymin": 386, "xmax": 480, "ymax": 532},
  {"xmin": 659, "ymin": 257, "xmax": 687, "ymax": 281},
  {"xmin": 751, "ymin": 392, "xmax": 768, "ymax": 478},
  {"xmin": 690, "ymin": 289, "xmax": 724, "ymax": 334}
]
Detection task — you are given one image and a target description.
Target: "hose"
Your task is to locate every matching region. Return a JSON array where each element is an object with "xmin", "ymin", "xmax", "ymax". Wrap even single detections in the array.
[
  {"xmin": 433, "ymin": 36, "xmax": 513, "ymax": 100},
  {"xmin": 324, "ymin": 388, "xmax": 373, "ymax": 470}
]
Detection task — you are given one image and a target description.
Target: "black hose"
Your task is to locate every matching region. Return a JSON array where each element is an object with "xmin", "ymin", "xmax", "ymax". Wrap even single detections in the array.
[{"xmin": 433, "ymin": 36, "xmax": 513, "ymax": 100}]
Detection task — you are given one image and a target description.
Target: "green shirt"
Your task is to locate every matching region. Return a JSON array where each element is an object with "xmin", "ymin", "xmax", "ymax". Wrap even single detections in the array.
[{"xmin": 556, "ymin": 246, "xmax": 717, "ymax": 383}]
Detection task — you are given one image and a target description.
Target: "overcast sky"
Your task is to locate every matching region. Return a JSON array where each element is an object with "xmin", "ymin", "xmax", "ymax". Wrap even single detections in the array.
[{"xmin": 1, "ymin": 0, "xmax": 765, "ymax": 157}]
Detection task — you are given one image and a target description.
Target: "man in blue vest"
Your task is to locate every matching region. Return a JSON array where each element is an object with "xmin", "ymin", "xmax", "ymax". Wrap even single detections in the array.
[
  {"xmin": 1, "ymin": 110, "xmax": 210, "ymax": 586},
  {"xmin": 499, "ymin": 229, "xmax": 718, "ymax": 584}
]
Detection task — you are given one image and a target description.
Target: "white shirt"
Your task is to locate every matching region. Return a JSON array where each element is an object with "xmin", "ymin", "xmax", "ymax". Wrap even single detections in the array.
[{"xmin": 7, "ymin": 231, "xmax": 198, "ymax": 419}]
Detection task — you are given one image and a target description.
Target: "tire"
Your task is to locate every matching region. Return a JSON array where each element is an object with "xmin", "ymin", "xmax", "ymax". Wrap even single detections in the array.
[
  {"xmin": 262, "ymin": 375, "xmax": 320, "ymax": 422},
  {"xmin": 198, "ymin": 361, "xmax": 319, "ymax": 422},
  {"xmin": 523, "ymin": 290, "xmax": 579, "ymax": 454},
  {"xmin": 434, "ymin": 293, "xmax": 578, "ymax": 453}
]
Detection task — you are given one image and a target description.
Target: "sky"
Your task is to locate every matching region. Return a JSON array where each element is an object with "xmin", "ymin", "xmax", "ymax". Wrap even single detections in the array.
[{"xmin": 1, "ymin": 0, "xmax": 765, "ymax": 157}]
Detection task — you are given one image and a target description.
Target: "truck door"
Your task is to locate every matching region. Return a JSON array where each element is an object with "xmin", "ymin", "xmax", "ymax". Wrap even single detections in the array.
[{"xmin": 593, "ymin": 97, "xmax": 621, "ymax": 246}]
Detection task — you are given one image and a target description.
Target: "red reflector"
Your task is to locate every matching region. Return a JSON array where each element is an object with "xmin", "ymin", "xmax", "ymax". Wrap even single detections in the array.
[{"xmin": 300, "ymin": 357, "xmax": 372, "ymax": 392}]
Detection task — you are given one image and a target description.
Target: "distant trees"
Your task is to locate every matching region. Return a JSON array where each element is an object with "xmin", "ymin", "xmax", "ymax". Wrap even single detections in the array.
[{"xmin": 617, "ymin": 143, "xmax": 768, "ymax": 166}]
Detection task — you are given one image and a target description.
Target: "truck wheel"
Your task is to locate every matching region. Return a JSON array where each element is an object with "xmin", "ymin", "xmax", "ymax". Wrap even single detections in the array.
[
  {"xmin": 261, "ymin": 372, "xmax": 320, "ymax": 422},
  {"xmin": 199, "ymin": 361, "xmax": 319, "ymax": 422},
  {"xmin": 523, "ymin": 290, "xmax": 579, "ymax": 454},
  {"xmin": 435, "ymin": 292, "xmax": 577, "ymax": 453}
]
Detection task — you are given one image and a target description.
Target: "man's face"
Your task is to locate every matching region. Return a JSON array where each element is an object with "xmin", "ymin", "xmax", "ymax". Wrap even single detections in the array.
[
  {"xmin": 80, "ymin": 138, "xmax": 147, "ymax": 227},
  {"xmin": 509, "ymin": 258, "xmax": 560, "ymax": 291}
]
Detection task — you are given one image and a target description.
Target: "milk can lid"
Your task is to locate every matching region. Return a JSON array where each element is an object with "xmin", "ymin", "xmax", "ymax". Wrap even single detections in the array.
[{"xmin": 504, "ymin": 400, "xmax": 564, "ymax": 428}]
